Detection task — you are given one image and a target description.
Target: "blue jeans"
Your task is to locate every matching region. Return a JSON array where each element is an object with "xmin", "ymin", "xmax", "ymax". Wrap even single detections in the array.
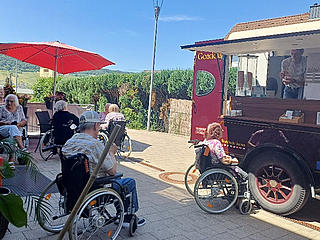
[
  {"xmin": 283, "ymin": 86, "xmax": 304, "ymax": 99},
  {"xmin": 113, "ymin": 178, "xmax": 139, "ymax": 216},
  {"xmin": 0, "ymin": 125, "xmax": 22, "ymax": 137}
]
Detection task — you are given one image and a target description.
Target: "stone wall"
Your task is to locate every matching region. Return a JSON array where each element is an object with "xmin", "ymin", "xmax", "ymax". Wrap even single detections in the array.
[{"xmin": 168, "ymin": 99, "xmax": 192, "ymax": 136}]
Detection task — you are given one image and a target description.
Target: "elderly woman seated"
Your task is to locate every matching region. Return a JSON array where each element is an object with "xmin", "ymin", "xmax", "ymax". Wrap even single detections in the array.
[
  {"xmin": 101, "ymin": 104, "xmax": 125, "ymax": 130},
  {"xmin": 0, "ymin": 94, "xmax": 27, "ymax": 150},
  {"xmin": 52, "ymin": 100, "xmax": 79, "ymax": 145}
]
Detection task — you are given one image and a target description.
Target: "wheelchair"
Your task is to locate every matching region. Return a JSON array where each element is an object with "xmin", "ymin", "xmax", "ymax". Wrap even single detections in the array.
[
  {"xmin": 186, "ymin": 140, "xmax": 253, "ymax": 215},
  {"xmin": 38, "ymin": 120, "xmax": 77, "ymax": 161},
  {"xmin": 98, "ymin": 120, "xmax": 132, "ymax": 159},
  {"xmin": 36, "ymin": 153, "xmax": 138, "ymax": 239}
]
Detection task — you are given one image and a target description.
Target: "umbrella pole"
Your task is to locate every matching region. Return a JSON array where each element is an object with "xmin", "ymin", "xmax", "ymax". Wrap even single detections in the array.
[
  {"xmin": 52, "ymin": 55, "xmax": 58, "ymax": 114},
  {"xmin": 57, "ymin": 125, "xmax": 121, "ymax": 240}
]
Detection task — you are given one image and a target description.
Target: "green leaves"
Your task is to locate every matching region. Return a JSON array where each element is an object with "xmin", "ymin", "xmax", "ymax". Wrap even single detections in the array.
[{"xmin": 0, "ymin": 193, "xmax": 27, "ymax": 227}]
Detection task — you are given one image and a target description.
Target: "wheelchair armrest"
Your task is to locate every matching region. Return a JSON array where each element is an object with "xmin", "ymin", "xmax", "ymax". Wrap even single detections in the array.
[{"xmin": 94, "ymin": 173, "xmax": 123, "ymax": 185}]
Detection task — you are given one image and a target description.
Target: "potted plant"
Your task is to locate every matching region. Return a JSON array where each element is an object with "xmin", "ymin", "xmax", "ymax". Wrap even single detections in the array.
[
  {"xmin": 44, "ymin": 91, "xmax": 67, "ymax": 110},
  {"xmin": 0, "ymin": 139, "xmax": 48, "ymax": 239}
]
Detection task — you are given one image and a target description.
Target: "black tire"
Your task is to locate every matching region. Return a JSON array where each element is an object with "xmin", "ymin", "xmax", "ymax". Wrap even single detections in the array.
[
  {"xmin": 39, "ymin": 130, "xmax": 55, "ymax": 161},
  {"xmin": 0, "ymin": 213, "xmax": 8, "ymax": 239},
  {"xmin": 247, "ymin": 151, "xmax": 309, "ymax": 216},
  {"xmin": 184, "ymin": 164, "xmax": 200, "ymax": 196},
  {"xmin": 129, "ymin": 214, "xmax": 137, "ymax": 237},
  {"xmin": 117, "ymin": 134, "xmax": 132, "ymax": 159},
  {"xmin": 36, "ymin": 179, "xmax": 68, "ymax": 233}
]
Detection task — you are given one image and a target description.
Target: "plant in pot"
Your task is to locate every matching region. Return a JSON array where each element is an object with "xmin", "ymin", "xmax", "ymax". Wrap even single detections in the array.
[
  {"xmin": 0, "ymin": 138, "xmax": 49, "ymax": 239},
  {"xmin": 44, "ymin": 91, "xmax": 67, "ymax": 110}
]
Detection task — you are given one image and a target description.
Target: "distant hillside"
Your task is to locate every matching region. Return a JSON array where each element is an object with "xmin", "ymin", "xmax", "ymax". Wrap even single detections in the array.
[
  {"xmin": 0, "ymin": 55, "xmax": 39, "ymax": 72},
  {"xmin": 70, "ymin": 69, "xmax": 130, "ymax": 76}
]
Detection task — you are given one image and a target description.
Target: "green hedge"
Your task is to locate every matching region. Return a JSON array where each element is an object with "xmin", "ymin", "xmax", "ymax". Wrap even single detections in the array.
[{"xmin": 32, "ymin": 69, "xmax": 236, "ymax": 131}]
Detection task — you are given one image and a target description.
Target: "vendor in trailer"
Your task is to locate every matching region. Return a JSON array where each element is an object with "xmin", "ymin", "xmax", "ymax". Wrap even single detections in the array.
[{"xmin": 280, "ymin": 49, "xmax": 307, "ymax": 99}]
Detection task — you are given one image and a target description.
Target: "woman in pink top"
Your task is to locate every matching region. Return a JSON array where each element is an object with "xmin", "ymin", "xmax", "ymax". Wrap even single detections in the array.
[{"xmin": 203, "ymin": 122, "xmax": 247, "ymax": 179}]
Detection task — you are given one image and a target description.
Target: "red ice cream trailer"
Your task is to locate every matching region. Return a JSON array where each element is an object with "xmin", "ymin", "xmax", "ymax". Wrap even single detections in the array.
[{"xmin": 181, "ymin": 30, "xmax": 320, "ymax": 215}]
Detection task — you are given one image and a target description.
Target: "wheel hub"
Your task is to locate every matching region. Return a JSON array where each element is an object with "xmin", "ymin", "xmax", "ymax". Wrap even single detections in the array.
[
  {"xmin": 269, "ymin": 180, "xmax": 277, "ymax": 188},
  {"xmin": 94, "ymin": 215, "xmax": 105, "ymax": 228}
]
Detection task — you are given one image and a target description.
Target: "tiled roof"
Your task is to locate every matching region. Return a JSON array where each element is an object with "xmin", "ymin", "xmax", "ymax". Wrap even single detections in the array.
[{"xmin": 225, "ymin": 13, "xmax": 313, "ymax": 39}]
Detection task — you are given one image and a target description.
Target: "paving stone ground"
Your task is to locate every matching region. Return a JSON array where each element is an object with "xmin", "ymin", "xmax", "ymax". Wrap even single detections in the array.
[{"xmin": 3, "ymin": 129, "xmax": 320, "ymax": 240}]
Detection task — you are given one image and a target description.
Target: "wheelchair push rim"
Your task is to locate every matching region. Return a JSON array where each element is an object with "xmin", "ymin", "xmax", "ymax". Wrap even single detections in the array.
[
  {"xmin": 39, "ymin": 130, "xmax": 55, "ymax": 161},
  {"xmin": 194, "ymin": 169, "xmax": 239, "ymax": 214},
  {"xmin": 72, "ymin": 188, "xmax": 124, "ymax": 240},
  {"xmin": 36, "ymin": 179, "xmax": 68, "ymax": 233},
  {"xmin": 117, "ymin": 133, "xmax": 132, "ymax": 159}
]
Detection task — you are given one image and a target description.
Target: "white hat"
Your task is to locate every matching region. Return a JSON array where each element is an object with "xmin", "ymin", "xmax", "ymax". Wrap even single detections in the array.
[{"xmin": 79, "ymin": 111, "xmax": 101, "ymax": 124}]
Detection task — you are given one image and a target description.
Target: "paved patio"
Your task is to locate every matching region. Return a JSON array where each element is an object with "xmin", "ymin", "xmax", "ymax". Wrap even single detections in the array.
[{"xmin": 3, "ymin": 129, "xmax": 320, "ymax": 240}]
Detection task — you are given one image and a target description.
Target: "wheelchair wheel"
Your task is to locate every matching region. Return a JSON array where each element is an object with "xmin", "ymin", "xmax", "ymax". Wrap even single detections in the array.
[
  {"xmin": 239, "ymin": 199, "xmax": 252, "ymax": 215},
  {"xmin": 184, "ymin": 164, "xmax": 200, "ymax": 196},
  {"xmin": 39, "ymin": 130, "xmax": 55, "ymax": 161},
  {"xmin": 36, "ymin": 179, "xmax": 68, "ymax": 233},
  {"xmin": 194, "ymin": 169, "xmax": 239, "ymax": 214},
  {"xmin": 97, "ymin": 131, "xmax": 109, "ymax": 145},
  {"xmin": 129, "ymin": 214, "xmax": 137, "ymax": 237},
  {"xmin": 117, "ymin": 133, "xmax": 132, "ymax": 159},
  {"xmin": 72, "ymin": 188, "xmax": 124, "ymax": 240}
]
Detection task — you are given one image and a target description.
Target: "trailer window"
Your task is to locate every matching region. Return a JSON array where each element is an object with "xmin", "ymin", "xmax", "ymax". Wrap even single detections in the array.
[{"xmin": 195, "ymin": 70, "xmax": 215, "ymax": 96}]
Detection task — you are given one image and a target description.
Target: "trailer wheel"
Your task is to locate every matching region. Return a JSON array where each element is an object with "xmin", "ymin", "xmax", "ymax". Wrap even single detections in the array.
[{"xmin": 248, "ymin": 151, "xmax": 309, "ymax": 216}]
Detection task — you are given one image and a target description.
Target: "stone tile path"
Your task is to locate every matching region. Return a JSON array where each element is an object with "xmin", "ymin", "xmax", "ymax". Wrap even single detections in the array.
[{"xmin": 3, "ymin": 129, "xmax": 320, "ymax": 239}]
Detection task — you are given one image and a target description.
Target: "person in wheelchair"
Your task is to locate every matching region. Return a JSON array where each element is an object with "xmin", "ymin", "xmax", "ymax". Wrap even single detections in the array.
[
  {"xmin": 62, "ymin": 110, "xmax": 145, "ymax": 227},
  {"xmin": 0, "ymin": 94, "xmax": 27, "ymax": 151},
  {"xmin": 52, "ymin": 100, "xmax": 79, "ymax": 145},
  {"xmin": 101, "ymin": 104, "xmax": 125, "ymax": 130},
  {"xmin": 202, "ymin": 122, "xmax": 248, "ymax": 180}
]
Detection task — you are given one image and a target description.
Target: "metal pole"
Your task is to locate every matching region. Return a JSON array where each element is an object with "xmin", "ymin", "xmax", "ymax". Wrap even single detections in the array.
[
  {"xmin": 146, "ymin": 5, "xmax": 160, "ymax": 131},
  {"xmin": 15, "ymin": 59, "xmax": 18, "ymax": 93},
  {"xmin": 52, "ymin": 53, "xmax": 58, "ymax": 115},
  {"xmin": 57, "ymin": 125, "xmax": 121, "ymax": 240}
]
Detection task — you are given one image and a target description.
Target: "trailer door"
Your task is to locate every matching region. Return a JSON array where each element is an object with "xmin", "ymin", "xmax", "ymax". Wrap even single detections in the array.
[{"xmin": 191, "ymin": 51, "xmax": 224, "ymax": 140}]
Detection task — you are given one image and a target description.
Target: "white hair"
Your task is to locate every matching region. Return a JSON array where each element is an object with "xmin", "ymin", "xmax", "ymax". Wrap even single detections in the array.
[
  {"xmin": 5, "ymin": 94, "xmax": 19, "ymax": 106},
  {"xmin": 55, "ymin": 100, "xmax": 67, "ymax": 112}
]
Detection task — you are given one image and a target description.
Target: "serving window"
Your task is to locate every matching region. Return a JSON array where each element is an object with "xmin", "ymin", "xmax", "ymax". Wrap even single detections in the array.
[{"xmin": 226, "ymin": 48, "xmax": 320, "ymax": 126}]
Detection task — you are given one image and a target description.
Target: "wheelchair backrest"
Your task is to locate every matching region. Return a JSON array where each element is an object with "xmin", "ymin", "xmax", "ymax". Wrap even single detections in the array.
[
  {"xmin": 35, "ymin": 111, "xmax": 51, "ymax": 133},
  {"xmin": 60, "ymin": 153, "xmax": 90, "ymax": 212},
  {"xmin": 107, "ymin": 120, "xmax": 126, "ymax": 146}
]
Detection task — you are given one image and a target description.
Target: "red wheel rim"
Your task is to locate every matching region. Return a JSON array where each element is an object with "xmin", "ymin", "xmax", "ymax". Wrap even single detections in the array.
[{"xmin": 256, "ymin": 165, "xmax": 293, "ymax": 204}]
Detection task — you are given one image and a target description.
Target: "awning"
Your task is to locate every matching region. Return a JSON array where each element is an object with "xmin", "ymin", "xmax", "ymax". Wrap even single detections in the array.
[{"xmin": 181, "ymin": 29, "xmax": 320, "ymax": 55}]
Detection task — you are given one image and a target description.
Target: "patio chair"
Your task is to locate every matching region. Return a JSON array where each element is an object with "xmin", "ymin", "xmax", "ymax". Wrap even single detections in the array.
[{"xmin": 34, "ymin": 111, "xmax": 51, "ymax": 152}]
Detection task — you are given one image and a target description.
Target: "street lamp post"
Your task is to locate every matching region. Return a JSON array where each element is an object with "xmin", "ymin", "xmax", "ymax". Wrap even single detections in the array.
[{"xmin": 147, "ymin": 1, "xmax": 162, "ymax": 131}]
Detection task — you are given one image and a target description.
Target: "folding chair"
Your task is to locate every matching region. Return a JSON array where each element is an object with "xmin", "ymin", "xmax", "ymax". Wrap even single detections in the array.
[{"xmin": 34, "ymin": 111, "xmax": 51, "ymax": 152}]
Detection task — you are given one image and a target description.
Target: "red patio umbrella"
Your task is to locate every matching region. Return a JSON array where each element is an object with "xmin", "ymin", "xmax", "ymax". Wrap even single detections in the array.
[{"xmin": 0, "ymin": 41, "xmax": 115, "ymax": 99}]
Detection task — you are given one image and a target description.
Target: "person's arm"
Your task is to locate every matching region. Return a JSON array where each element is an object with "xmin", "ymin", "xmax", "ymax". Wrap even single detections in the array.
[
  {"xmin": 17, "ymin": 105, "xmax": 27, "ymax": 127},
  {"xmin": 280, "ymin": 59, "xmax": 292, "ymax": 85}
]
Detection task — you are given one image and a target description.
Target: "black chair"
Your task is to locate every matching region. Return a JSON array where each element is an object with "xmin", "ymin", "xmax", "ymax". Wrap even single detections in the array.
[
  {"xmin": 34, "ymin": 111, "xmax": 51, "ymax": 152},
  {"xmin": 107, "ymin": 120, "xmax": 126, "ymax": 146}
]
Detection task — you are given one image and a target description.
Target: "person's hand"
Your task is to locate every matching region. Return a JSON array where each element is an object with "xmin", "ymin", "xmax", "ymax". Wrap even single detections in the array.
[
  {"xmin": 221, "ymin": 156, "xmax": 232, "ymax": 165},
  {"xmin": 109, "ymin": 143, "xmax": 118, "ymax": 155},
  {"xmin": 282, "ymin": 76, "xmax": 293, "ymax": 85}
]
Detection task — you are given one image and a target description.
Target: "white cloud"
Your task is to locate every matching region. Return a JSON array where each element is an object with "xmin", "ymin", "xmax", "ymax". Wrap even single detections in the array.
[{"xmin": 159, "ymin": 15, "xmax": 202, "ymax": 22}]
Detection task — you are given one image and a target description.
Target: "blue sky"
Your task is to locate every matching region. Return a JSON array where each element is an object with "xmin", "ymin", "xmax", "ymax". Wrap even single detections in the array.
[{"xmin": 0, "ymin": 0, "xmax": 317, "ymax": 72}]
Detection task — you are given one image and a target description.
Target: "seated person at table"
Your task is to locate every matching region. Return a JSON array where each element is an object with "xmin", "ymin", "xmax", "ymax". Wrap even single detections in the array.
[
  {"xmin": 202, "ymin": 122, "xmax": 248, "ymax": 180},
  {"xmin": 280, "ymin": 49, "xmax": 307, "ymax": 99},
  {"xmin": 52, "ymin": 100, "xmax": 79, "ymax": 145},
  {"xmin": 62, "ymin": 111, "xmax": 145, "ymax": 227},
  {"xmin": 0, "ymin": 94, "xmax": 27, "ymax": 150},
  {"xmin": 101, "ymin": 104, "xmax": 125, "ymax": 130}
]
